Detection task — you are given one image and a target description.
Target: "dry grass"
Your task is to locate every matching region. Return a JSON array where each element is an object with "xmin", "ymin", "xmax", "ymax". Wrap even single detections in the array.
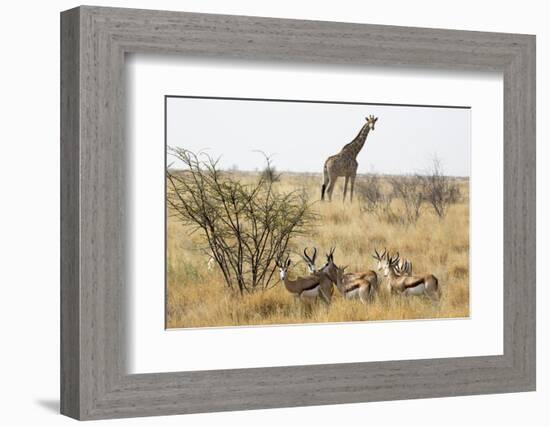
[{"xmin": 166, "ymin": 173, "xmax": 469, "ymax": 328}]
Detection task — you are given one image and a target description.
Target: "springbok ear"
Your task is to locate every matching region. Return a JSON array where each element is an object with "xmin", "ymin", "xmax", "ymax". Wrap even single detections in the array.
[
  {"xmin": 374, "ymin": 117, "xmax": 378, "ymax": 122},
  {"xmin": 286, "ymin": 258, "xmax": 291, "ymax": 268}
]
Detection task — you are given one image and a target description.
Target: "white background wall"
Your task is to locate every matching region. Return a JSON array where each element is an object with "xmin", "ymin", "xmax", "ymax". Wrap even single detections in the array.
[{"xmin": 0, "ymin": 0, "xmax": 546, "ymax": 425}]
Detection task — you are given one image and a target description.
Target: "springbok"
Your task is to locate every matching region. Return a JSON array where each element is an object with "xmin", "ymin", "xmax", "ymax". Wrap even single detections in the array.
[
  {"xmin": 276, "ymin": 254, "xmax": 333, "ymax": 304},
  {"xmin": 323, "ymin": 248, "xmax": 378, "ymax": 303},
  {"xmin": 382, "ymin": 253, "xmax": 440, "ymax": 300},
  {"xmin": 372, "ymin": 248, "xmax": 387, "ymax": 272},
  {"xmin": 373, "ymin": 248, "xmax": 412, "ymax": 276},
  {"xmin": 396, "ymin": 259, "xmax": 413, "ymax": 276},
  {"xmin": 301, "ymin": 247, "xmax": 318, "ymax": 274}
]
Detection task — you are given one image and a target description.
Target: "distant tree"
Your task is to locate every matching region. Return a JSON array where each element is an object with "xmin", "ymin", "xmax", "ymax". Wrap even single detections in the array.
[
  {"xmin": 255, "ymin": 151, "xmax": 281, "ymax": 183},
  {"xmin": 389, "ymin": 175, "xmax": 424, "ymax": 224},
  {"xmin": 417, "ymin": 157, "xmax": 461, "ymax": 218},
  {"xmin": 356, "ymin": 175, "xmax": 399, "ymax": 224}
]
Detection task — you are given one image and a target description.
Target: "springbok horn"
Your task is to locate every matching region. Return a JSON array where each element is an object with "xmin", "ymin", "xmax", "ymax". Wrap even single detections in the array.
[{"xmin": 303, "ymin": 247, "xmax": 310, "ymax": 262}]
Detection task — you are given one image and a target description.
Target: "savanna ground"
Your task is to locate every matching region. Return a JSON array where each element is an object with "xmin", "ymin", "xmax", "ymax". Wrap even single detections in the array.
[{"xmin": 166, "ymin": 173, "xmax": 469, "ymax": 328}]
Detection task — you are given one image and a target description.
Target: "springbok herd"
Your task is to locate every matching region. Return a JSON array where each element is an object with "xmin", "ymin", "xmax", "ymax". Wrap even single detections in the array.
[{"xmin": 275, "ymin": 247, "xmax": 441, "ymax": 305}]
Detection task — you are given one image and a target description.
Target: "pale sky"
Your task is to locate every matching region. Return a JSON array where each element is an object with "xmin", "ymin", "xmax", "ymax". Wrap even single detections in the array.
[{"xmin": 167, "ymin": 96, "xmax": 470, "ymax": 177}]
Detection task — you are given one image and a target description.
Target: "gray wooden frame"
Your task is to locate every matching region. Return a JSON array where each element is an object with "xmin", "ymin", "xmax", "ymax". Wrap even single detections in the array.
[{"xmin": 60, "ymin": 5, "xmax": 536, "ymax": 421}]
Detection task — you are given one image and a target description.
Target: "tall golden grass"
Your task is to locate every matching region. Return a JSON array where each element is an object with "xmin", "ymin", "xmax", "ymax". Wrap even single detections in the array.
[{"xmin": 166, "ymin": 173, "xmax": 469, "ymax": 328}]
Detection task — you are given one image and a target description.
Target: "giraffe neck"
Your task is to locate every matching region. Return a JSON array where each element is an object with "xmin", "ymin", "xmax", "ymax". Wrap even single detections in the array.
[{"xmin": 341, "ymin": 124, "xmax": 370, "ymax": 158}]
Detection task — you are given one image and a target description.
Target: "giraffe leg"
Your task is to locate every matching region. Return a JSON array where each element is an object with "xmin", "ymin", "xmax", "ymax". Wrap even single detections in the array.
[
  {"xmin": 321, "ymin": 165, "xmax": 329, "ymax": 201},
  {"xmin": 342, "ymin": 176, "xmax": 349, "ymax": 202},
  {"xmin": 349, "ymin": 175, "xmax": 356, "ymax": 203},
  {"xmin": 327, "ymin": 176, "xmax": 337, "ymax": 202}
]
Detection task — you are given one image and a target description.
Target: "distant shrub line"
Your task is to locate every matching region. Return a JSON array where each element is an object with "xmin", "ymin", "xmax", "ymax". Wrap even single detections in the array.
[{"xmin": 356, "ymin": 158, "xmax": 462, "ymax": 225}]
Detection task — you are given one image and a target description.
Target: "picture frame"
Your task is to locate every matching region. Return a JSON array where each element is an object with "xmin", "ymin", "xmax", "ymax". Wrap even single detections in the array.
[{"xmin": 60, "ymin": 5, "xmax": 536, "ymax": 420}]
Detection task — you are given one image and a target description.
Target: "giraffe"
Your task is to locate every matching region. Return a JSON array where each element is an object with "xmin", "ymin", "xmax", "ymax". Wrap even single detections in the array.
[{"xmin": 321, "ymin": 115, "xmax": 378, "ymax": 202}]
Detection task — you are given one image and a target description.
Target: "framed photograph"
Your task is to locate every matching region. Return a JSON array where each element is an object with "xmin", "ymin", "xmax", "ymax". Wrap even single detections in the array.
[
  {"xmin": 61, "ymin": 6, "xmax": 536, "ymax": 420},
  {"xmin": 165, "ymin": 95, "xmax": 471, "ymax": 329}
]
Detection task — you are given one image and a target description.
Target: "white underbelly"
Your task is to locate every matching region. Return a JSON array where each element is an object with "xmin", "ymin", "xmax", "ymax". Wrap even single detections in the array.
[
  {"xmin": 404, "ymin": 283, "xmax": 426, "ymax": 296},
  {"xmin": 300, "ymin": 286, "xmax": 320, "ymax": 299},
  {"xmin": 345, "ymin": 288, "xmax": 361, "ymax": 299}
]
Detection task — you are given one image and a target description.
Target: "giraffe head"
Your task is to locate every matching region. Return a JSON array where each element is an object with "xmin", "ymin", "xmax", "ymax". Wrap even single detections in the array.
[{"xmin": 366, "ymin": 115, "xmax": 378, "ymax": 131}]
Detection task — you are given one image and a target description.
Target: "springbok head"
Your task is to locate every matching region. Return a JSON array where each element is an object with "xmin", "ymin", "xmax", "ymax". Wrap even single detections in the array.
[
  {"xmin": 326, "ymin": 247, "xmax": 336, "ymax": 263},
  {"xmin": 366, "ymin": 115, "xmax": 379, "ymax": 131},
  {"xmin": 322, "ymin": 247, "xmax": 336, "ymax": 270},
  {"xmin": 372, "ymin": 248, "xmax": 387, "ymax": 271},
  {"xmin": 276, "ymin": 253, "xmax": 292, "ymax": 281},
  {"xmin": 395, "ymin": 259, "xmax": 413, "ymax": 276},
  {"xmin": 335, "ymin": 264, "xmax": 348, "ymax": 287},
  {"xmin": 383, "ymin": 252, "xmax": 400, "ymax": 277},
  {"xmin": 301, "ymin": 247, "xmax": 318, "ymax": 274},
  {"xmin": 319, "ymin": 247, "xmax": 337, "ymax": 279}
]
